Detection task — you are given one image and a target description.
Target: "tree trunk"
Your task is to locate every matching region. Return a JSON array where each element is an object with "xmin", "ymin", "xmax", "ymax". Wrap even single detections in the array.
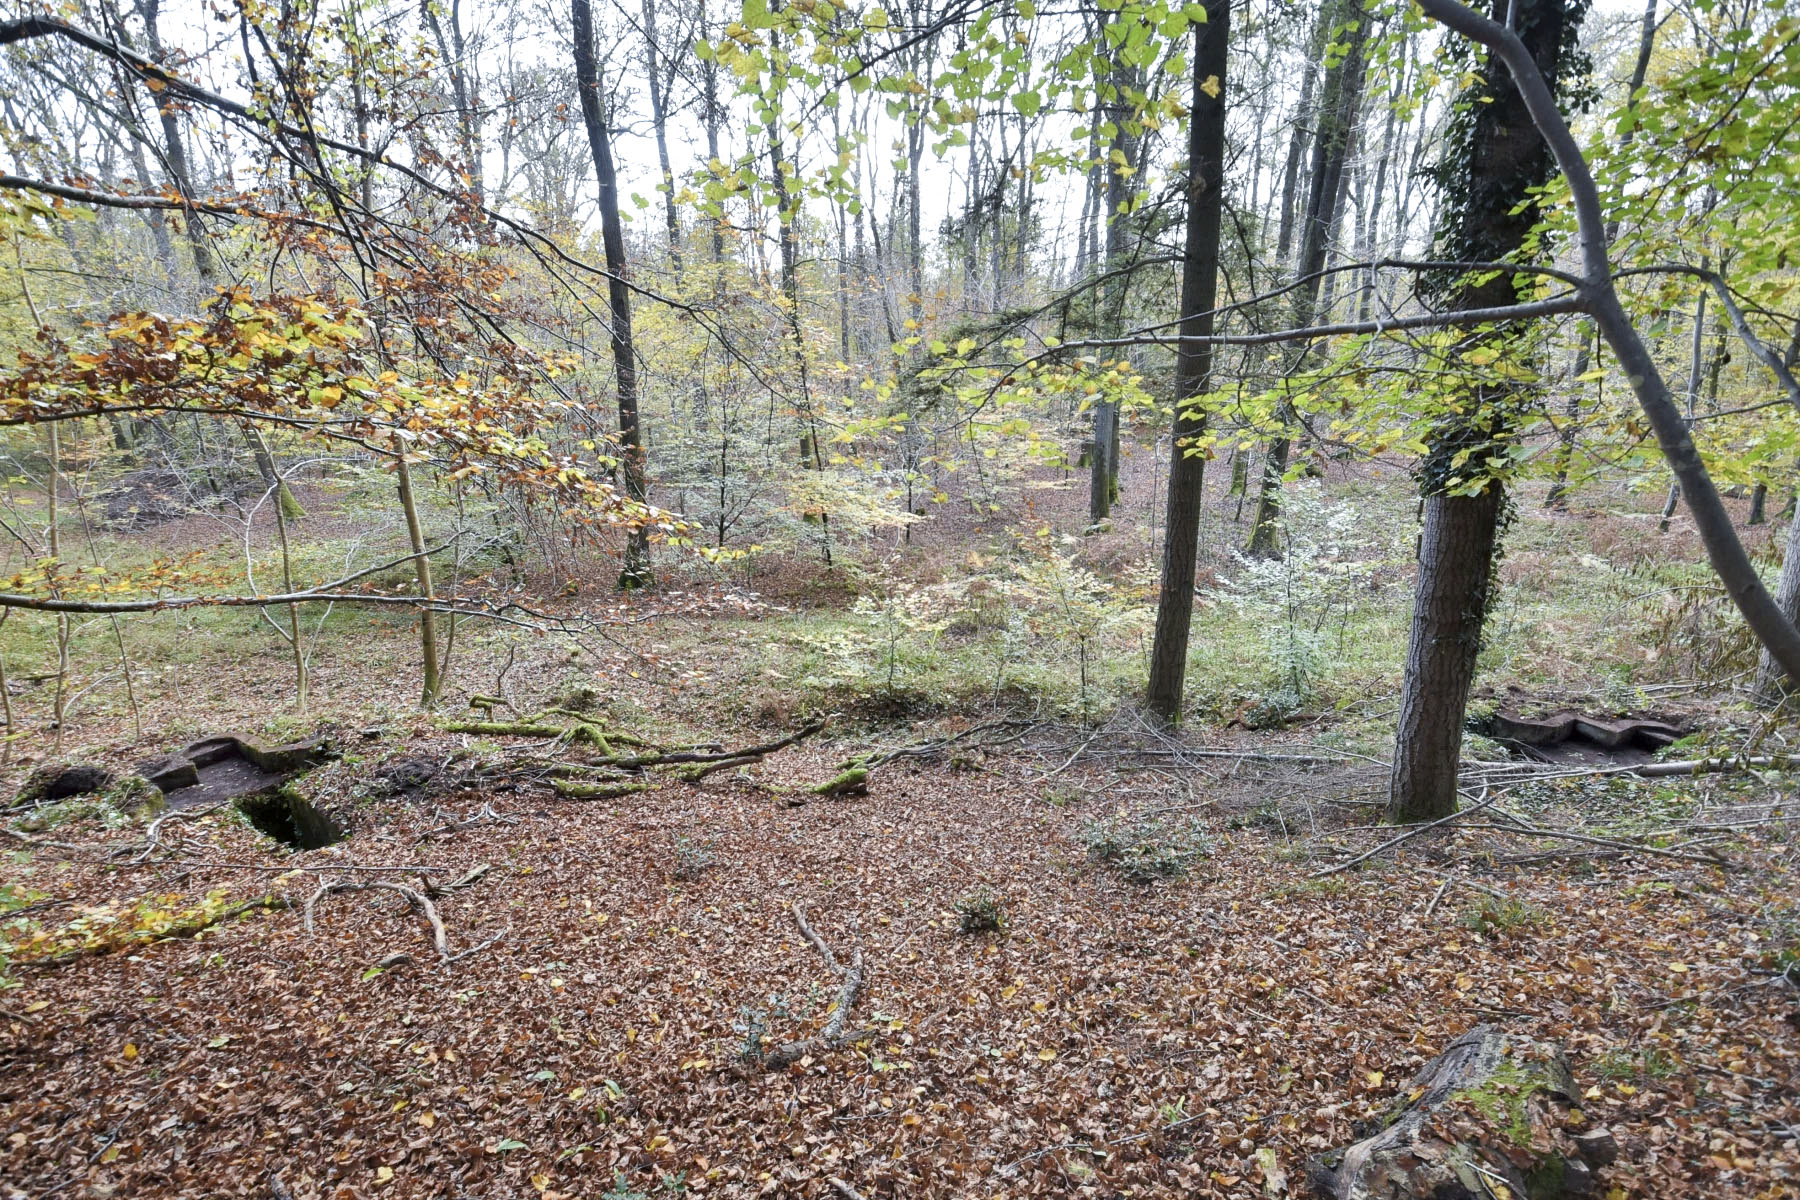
[
  {"xmin": 1248, "ymin": 0, "xmax": 1369, "ymax": 557},
  {"xmin": 641, "ymin": 0, "xmax": 683, "ymax": 279},
  {"xmin": 1754, "ymin": 499, "xmax": 1800, "ymax": 704},
  {"xmin": 1090, "ymin": 9, "xmax": 1144, "ymax": 524},
  {"xmin": 392, "ymin": 444, "xmax": 441, "ymax": 708},
  {"xmin": 242, "ymin": 422, "xmax": 302, "ymax": 520},
  {"xmin": 1660, "ymin": 287, "xmax": 1708, "ymax": 533},
  {"xmin": 572, "ymin": 0, "xmax": 651, "ymax": 588},
  {"xmin": 1388, "ymin": 489, "xmax": 1503, "ymax": 822},
  {"xmin": 1146, "ymin": 0, "xmax": 1230, "ymax": 723},
  {"xmin": 1391, "ymin": 0, "xmax": 1582, "ymax": 823},
  {"xmin": 1310, "ymin": 1025, "xmax": 1613, "ymax": 1200},
  {"xmin": 423, "ymin": 0, "xmax": 483, "ymax": 211},
  {"xmin": 135, "ymin": 0, "xmax": 214, "ymax": 283},
  {"xmin": 699, "ymin": 6, "xmax": 725, "ymax": 267},
  {"xmin": 1275, "ymin": 10, "xmax": 1328, "ymax": 265}
]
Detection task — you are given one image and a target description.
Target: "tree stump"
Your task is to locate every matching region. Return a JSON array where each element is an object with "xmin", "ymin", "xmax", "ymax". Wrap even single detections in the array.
[{"xmin": 1309, "ymin": 1025, "xmax": 1617, "ymax": 1199}]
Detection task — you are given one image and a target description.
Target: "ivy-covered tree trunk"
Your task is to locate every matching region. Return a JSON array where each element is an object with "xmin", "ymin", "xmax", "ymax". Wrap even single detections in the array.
[
  {"xmin": 572, "ymin": 0, "xmax": 651, "ymax": 588},
  {"xmin": 1389, "ymin": 0, "xmax": 1586, "ymax": 823},
  {"xmin": 1146, "ymin": 0, "xmax": 1230, "ymax": 724}
]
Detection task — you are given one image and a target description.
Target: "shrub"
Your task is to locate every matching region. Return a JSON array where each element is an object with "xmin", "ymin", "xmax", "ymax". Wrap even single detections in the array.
[
  {"xmin": 669, "ymin": 836, "xmax": 717, "ymax": 882},
  {"xmin": 955, "ymin": 889, "xmax": 1006, "ymax": 934},
  {"xmin": 1460, "ymin": 894, "xmax": 1547, "ymax": 936},
  {"xmin": 1082, "ymin": 815, "xmax": 1213, "ymax": 883}
]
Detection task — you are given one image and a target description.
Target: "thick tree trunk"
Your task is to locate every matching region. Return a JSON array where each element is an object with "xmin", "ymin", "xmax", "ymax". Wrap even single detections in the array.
[
  {"xmin": 1389, "ymin": 0, "xmax": 1580, "ymax": 823},
  {"xmin": 572, "ymin": 0, "xmax": 651, "ymax": 588},
  {"xmin": 1146, "ymin": 0, "xmax": 1230, "ymax": 724},
  {"xmin": 1388, "ymin": 489, "xmax": 1503, "ymax": 822}
]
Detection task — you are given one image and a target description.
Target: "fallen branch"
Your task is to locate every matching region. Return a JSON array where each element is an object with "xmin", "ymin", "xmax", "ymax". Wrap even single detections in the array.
[
  {"xmin": 1309, "ymin": 788, "xmax": 1497, "ymax": 878},
  {"xmin": 551, "ymin": 780, "xmax": 652, "ymax": 800},
  {"xmin": 1460, "ymin": 819, "xmax": 1733, "ymax": 867},
  {"xmin": 1634, "ymin": 753, "xmax": 1800, "ymax": 778},
  {"xmin": 671, "ymin": 755, "xmax": 764, "ymax": 782},
  {"xmin": 606, "ymin": 718, "xmax": 825, "ymax": 770},
  {"xmin": 762, "ymin": 902, "xmax": 871, "ymax": 1069},
  {"xmin": 15, "ymin": 895, "xmax": 293, "ymax": 968},
  {"xmin": 303, "ymin": 873, "xmax": 501, "ymax": 966},
  {"xmin": 811, "ymin": 767, "xmax": 869, "ymax": 797}
]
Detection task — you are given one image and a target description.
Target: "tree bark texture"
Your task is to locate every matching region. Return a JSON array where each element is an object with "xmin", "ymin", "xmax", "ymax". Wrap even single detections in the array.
[
  {"xmin": 1146, "ymin": 0, "xmax": 1230, "ymax": 723},
  {"xmin": 1389, "ymin": 0, "xmax": 1580, "ymax": 823},
  {"xmin": 572, "ymin": 0, "xmax": 651, "ymax": 588}
]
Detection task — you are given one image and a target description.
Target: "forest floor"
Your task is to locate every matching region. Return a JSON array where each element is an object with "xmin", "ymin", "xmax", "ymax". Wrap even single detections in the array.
[
  {"xmin": 1, "ymin": 701, "xmax": 1796, "ymax": 1199},
  {"xmin": 2, "ymin": 452, "xmax": 1798, "ymax": 1198}
]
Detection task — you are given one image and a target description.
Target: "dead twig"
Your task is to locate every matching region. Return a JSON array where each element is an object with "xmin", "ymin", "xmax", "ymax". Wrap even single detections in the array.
[
  {"xmin": 1309, "ymin": 787, "xmax": 1498, "ymax": 878},
  {"xmin": 763, "ymin": 901, "xmax": 871, "ymax": 1069},
  {"xmin": 303, "ymin": 871, "xmax": 500, "ymax": 967},
  {"xmin": 1459, "ymin": 820, "xmax": 1733, "ymax": 867},
  {"xmin": 1423, "ymin": 878, "xmax": 1454, "ymax": 921}
]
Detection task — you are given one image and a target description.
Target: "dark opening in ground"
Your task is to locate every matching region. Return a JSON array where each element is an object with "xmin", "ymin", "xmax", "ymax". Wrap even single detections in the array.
[
  {"xmin": 236, "ymin": 787, "xmax": 344, "ymax": 850},
  {"xmin": 1476, "ymin": 711, "xmax": 1682, "ymax": 768}
]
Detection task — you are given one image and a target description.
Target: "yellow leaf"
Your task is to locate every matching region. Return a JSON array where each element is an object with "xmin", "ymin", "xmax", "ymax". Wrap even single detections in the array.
[
  {"xmin": 418, "ymin": 1111, "xmax": 436, "ymax": 1128},
  {"xmin": 100, "ymin": 1145, "xmax": 121, "ymax": 1163},
  {"xmin": 568, "ymin": 1087, "xmax": 586, "ymax": 1101},
  {"xmin": 23, "ymin": 1001, "xmax": 48, "ymax": 1014},
  {"xmin": 375, "ymin": 1166, "xmax": 394, "ymax": 1184},
  {"xmin": 1366, "ymin": 1071, "xmax": 1384, "ymax": 1088},
  {"xmin": 122, "ymin": 1043, "xmax": 138, "ymax": 1061},
  {"xmin": 1201, "ymin": 74, "xmax": 1221, "ymax": 99},
  {"xmin": 1669, "ymin": 962, "xmax": 1688, "ymax": 974},
  {"xmin": 1037, "ymin": 1048, "xmax": 1056, "ymax": 1062}
]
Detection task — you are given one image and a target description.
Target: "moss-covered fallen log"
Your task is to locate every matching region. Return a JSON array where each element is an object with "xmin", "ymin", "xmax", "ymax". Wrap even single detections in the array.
[
  {"xmin": 441, "ymin": 721, "xmax": 573, "ymax": 739},
  {"xmin": 811, "ymin": 767, "xmax": 868, "ymax": 797}
]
